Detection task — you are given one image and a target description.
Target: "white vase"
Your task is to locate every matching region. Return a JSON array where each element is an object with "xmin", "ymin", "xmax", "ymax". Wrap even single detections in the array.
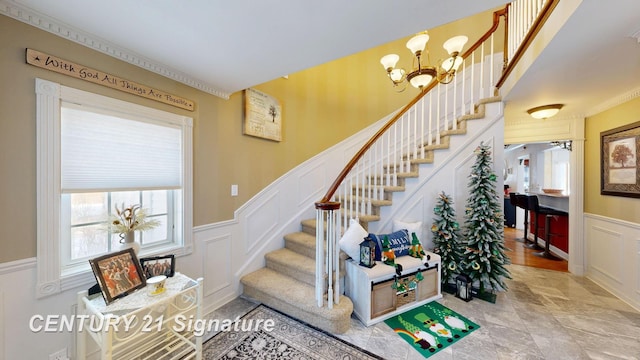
[{"xmin": 119, "ymin": 230, "xmax": 140, "ymax": 255}]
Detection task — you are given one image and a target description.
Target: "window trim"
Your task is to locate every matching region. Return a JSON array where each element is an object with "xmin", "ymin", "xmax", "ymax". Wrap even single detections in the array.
[{"xmin": 35, "ymin": 78, "xmax": 193, "ymax": 298}]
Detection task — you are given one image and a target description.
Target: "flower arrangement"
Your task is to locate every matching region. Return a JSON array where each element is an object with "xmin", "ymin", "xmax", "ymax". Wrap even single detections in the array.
[{"xmin": 110, "ymin": 203, "xmax": 160, "ymax": 238}]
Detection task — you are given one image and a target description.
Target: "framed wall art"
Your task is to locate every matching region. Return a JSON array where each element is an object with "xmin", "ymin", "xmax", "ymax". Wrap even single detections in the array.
[
  {"xmin": 243, "ymin": 88, "xmax": 282, "ymax": 142},
  {"xmin": 89, "ymin": 248, "xmax": 146, "ymax": 304},
  {"xmin": 601, "ymin": 120, "xmax": 640, "ymax": 197},
  {"xmin": 139, "ymin": 254, "xmax": 175, "ymax": 278}
]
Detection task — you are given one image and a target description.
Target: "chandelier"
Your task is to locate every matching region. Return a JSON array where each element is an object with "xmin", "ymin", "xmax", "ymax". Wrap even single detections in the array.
[{"xmin": 380, "ymin": 32, "xmax": 468, "ymax": 91}]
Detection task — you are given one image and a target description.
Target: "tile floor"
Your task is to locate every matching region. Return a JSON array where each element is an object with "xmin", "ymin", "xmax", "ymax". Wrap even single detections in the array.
[{"xmin": 209, "ymin": 264, "xmax": 640, "ymax": 359}]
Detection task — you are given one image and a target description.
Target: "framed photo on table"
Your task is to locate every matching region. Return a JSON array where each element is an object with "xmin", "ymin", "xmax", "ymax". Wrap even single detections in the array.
[
  {"xmin": 89, "ymin": 248, "xmax": 146, "ymax": 305},
  {"xmin": 601, "ymin": 120, "xmax": 640, "ymax": 197},
  {"xmin": 139, "ymin": 254, "xmax": 175, "ymax": 278}
]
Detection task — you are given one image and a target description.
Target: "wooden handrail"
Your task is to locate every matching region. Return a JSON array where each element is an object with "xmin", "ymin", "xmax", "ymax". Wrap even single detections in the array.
[
  {"xmin": 315, "ymin": 7, "xmax": 508, "ymax": 209},
  {"xmin": 496, "ymin": 0, "xmax": 559, "ymax": 89}
]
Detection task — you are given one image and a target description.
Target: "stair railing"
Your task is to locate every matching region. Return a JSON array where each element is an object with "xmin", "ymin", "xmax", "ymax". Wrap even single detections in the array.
[
  {"xmin": 314, "ymin": 0, "xmax": 558, "ymax": 308},
  {"xmin": 313, "ymin": 7, "xmax": 508, "ymax": 309},
  {"xmin": 497, "ymin": 0, "xmax": 559, "ymax": 88}
]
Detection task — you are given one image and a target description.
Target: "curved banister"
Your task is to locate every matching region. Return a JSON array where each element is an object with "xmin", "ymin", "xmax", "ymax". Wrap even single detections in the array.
[{"xmin": 315, "ymin": 6, "xmax": 508, "ymax": 208}]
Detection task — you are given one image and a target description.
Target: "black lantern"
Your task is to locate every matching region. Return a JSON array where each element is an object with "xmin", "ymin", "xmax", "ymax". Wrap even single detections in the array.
[
  {"xmin": 359, "ymin": 236, "xmax": 376, "ymax": 268},
  {"xmin": 455, "ymin": 273, "xmax": 473, "ymax": 302}
]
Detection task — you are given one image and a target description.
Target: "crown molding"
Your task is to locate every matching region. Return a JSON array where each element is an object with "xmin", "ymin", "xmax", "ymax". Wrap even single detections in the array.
[
  {"xmin": 505, "ymin": 113, "xmax": 584, "ymax": 126},
  {"xmin": 586, "ymin": 86, "xmax": 640, "ymax": 117},
  {"xmin": 0, "ymin": 0, "xmax": 230, "ymax": 100}
]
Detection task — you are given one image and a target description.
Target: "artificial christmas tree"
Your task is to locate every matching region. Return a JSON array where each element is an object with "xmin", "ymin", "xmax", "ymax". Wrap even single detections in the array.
[
  {"xmin": 430, "ymin": 192, "xmax": 463, "ymax": 288},
  {"xmin": 461, "ymin": 142, "xmax": 511, "ymax": 299}
]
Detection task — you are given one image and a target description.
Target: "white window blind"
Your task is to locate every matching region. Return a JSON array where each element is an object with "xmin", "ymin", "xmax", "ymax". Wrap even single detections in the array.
[{"xmin": 61, "ymin": 103, "xmax": 182, "ymax": 192}]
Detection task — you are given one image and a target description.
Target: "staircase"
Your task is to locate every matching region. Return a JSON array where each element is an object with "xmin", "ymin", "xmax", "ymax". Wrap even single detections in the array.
[
  {"xmin": 240, "ymin": 219, "xmax": 353, "ymax": 334},
  {"xmin": 240, "ymin": 96, "xmax": 502, "ymax": 334},
  {"xmin": 240, "ymin": 0, "xmax": 551, "ymax": 337}
]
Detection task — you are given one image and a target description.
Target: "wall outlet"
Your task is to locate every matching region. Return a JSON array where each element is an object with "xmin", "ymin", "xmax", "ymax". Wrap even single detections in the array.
[{"xmin": 49, "ymin": 348, "xmax": 69, "ymax": 360}]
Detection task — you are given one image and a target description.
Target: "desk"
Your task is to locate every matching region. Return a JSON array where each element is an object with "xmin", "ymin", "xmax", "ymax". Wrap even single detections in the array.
[{"xmin": 77, "ymin": 273, "xmax": 203, "ymax": 360}]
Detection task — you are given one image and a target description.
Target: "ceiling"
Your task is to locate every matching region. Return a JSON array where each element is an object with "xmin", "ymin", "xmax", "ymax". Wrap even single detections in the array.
[
  {"xmin": 3, "ymin": 0, "xmax": 640, "ymax": 119},
  {"xmin": 501, "ymin": 0, "xmax": 640, "ymax": 120},
  {"xmin": 4, "ymin": 0, "xmax": 506, "ymax": 98}
]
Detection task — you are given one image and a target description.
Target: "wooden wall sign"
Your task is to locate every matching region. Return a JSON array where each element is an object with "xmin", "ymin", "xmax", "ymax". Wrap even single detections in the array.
[{"xmin": 26, "ymin": 49, "xmax": 195, "ymax": 111}]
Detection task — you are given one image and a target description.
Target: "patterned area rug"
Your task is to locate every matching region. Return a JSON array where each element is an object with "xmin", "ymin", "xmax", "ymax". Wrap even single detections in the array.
[
  {"xmin": 384, "ymin": 302, "xmax": 479, "ymax": 358},
  {"xmin": 203, "ymin": 305, "xmax": 383, "ymax": 359}
]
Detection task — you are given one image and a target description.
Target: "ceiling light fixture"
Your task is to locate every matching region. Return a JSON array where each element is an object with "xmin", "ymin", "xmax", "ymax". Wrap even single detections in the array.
[
  {"xmin": 380, "ymin": 32, "xmax": 468, "ymax": 92},
  {"xmin": 527, "ymin": 104, "xmax": 564, "ymax": 119}
]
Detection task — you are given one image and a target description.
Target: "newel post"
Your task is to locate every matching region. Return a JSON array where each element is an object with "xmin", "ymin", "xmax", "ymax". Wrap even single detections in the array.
[{"xmin": 314, "ymin": 201, "xmax": 341, "ymax": 308}]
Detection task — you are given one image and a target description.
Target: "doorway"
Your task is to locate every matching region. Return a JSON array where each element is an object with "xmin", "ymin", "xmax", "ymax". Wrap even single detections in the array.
[{"xmin": 504, "ymin": 142, "xmax": 569, "ymax": 272}]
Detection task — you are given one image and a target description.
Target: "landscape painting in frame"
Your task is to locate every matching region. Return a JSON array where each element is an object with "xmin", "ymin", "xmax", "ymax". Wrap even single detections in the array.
[{"xmin": 601, "ymin": 120, "xmax": 640, "ymax": 197}]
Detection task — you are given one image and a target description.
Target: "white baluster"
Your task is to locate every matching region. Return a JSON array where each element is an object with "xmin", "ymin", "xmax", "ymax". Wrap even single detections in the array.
[
  {"xmin": 436, "ymin": 84, "xmax": 441, "ymax": 145},
  {"xmin": 490, "ymin": 33, "xmax": 495, "ymax": 96},
  {"xmin": 333, "ymin": 212, "xmax": 341, "ymax": 305},
  {"xmin": 470, "ymin": 52, "xmax": 475, "ymax": 110},
  {"xmin": 316, "ymin": 209, "xmax": 323, "ymax": 307},
  {"xmin": 327, "ymin": 210, "xmax": 333, "ymax": 309},
  {"xmin": 480, "ymin": 42, "xmax": 485, "ymax": 98},
  {"xmin": 420, "ymin": 98, "xmax": 425, "ymax": 158}
]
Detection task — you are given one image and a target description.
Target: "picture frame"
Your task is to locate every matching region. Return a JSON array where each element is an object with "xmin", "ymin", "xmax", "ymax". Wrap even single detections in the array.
[
  {"xmin": 601, "ymin": 120, "xmax": 640, "ymax": 198},
  {"xmin": 243, "ymin": 88, "xmax": 282, "ymax": 142},
  {"xmin": 89, "ymin": 248, "xmax": 146, "ymax": 305},
  {"xmin": 139, "ymin": 254, "xmax": 175, "ymax": 278}
]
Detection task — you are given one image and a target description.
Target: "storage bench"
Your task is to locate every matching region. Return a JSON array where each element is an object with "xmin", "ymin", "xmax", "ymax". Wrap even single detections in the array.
[{"xmin": 345, "ymin": 252, "xmax": 441, "ymax": 326}]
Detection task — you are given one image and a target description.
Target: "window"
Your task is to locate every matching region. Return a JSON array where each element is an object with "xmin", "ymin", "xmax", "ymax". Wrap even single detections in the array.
[{"xmin": 36, "ymin": 79, "xmax": 193, "ymax": 298}]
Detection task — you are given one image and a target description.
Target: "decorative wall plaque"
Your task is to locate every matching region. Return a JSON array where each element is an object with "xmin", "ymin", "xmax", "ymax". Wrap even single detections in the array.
[
  {"xmin": 26, "ymin": 48, "xmax": 195, "ymax": 111},
  {"xmin": 243, "ymin": 88, "xmax": 282, "ymax": 142}
]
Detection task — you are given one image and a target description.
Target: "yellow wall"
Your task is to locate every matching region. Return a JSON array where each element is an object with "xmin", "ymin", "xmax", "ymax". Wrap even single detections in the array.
[
  {"xmin": 0, "ymin": 15, "xmax": 407, "ymax": 263},
  {"xmin": 585, "ymin": 96, "xmax": 640, "ymax": 222},
  {"xmin": 0, "ymin": 7, "xmax": 501, "ymax": 263}
]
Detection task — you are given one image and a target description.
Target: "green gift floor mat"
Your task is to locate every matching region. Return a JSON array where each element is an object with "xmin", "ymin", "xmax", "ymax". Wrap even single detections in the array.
[{"xmin": 384, "ymin": 302, "xmax": 480, "ymax": 358}]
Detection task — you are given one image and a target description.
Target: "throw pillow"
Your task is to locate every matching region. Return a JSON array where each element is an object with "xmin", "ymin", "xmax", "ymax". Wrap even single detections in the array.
[
  {"xmin": 393, "ymin": 219, "xmax": 423, "ymax": 242},
  {"xmin": 368, "ymin": 229, "xmax": 411, "ymax": 261},
  {"xmin": 338, "ymin": 218, "xmax": 368, "ymax": 261}
]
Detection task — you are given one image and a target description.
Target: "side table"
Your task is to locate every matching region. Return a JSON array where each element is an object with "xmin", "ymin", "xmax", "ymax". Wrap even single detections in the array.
[{"xmin": 76, "ymin": 272, "xmax": 203, "ymax": 360}]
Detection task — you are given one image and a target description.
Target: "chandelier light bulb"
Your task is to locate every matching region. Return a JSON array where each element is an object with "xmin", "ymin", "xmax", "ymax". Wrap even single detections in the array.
[
  {"xmin": 389, "ymin": 68, "xmax": 405, "ymax": 82},
  {"xmin": 406, "ymin": 33, "xmax": 430, "ymax": 55},
  {"xmin": 409, "ymin": 73, "xmax": 432, "ymax": 88},
  {"xmin": 443, "ymin": 35, "xmax": 468, "ymax": 55},
  {"xmin": 380, "ymin": 54, "xmax": 400, "ymax": 71}
]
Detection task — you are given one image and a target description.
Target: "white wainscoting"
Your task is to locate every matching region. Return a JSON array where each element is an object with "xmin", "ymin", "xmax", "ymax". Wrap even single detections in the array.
[
  {"xmin": 585, "ymin": 213, "xmax": 640, "ymax": 311},
  {"xmin": 0, "ymin": 110, "xmax": 394, "ymax": 359},
  {"xmin": 0, "ymin": 290, "xmax": 4, "ymax": 360},
  {"xmin": 0, "ymin": 102, "xmax": 504, "ymax": 359}
]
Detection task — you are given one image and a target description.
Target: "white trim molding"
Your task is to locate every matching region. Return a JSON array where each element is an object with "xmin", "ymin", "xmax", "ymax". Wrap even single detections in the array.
[
  {"xmin": 35, "ymin": 78, "xmax": 62, "ymax": 298},
  {"xmin": 0, "ymin": 257, "xmax": 36, "ymax": 276},
  {"xmin": 0, "ymin": 290, "xmax": 3, "ymax": 360},
  {"xmin": 35, "ymin": 78, "xmax": 194, "ymax": 298}
]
